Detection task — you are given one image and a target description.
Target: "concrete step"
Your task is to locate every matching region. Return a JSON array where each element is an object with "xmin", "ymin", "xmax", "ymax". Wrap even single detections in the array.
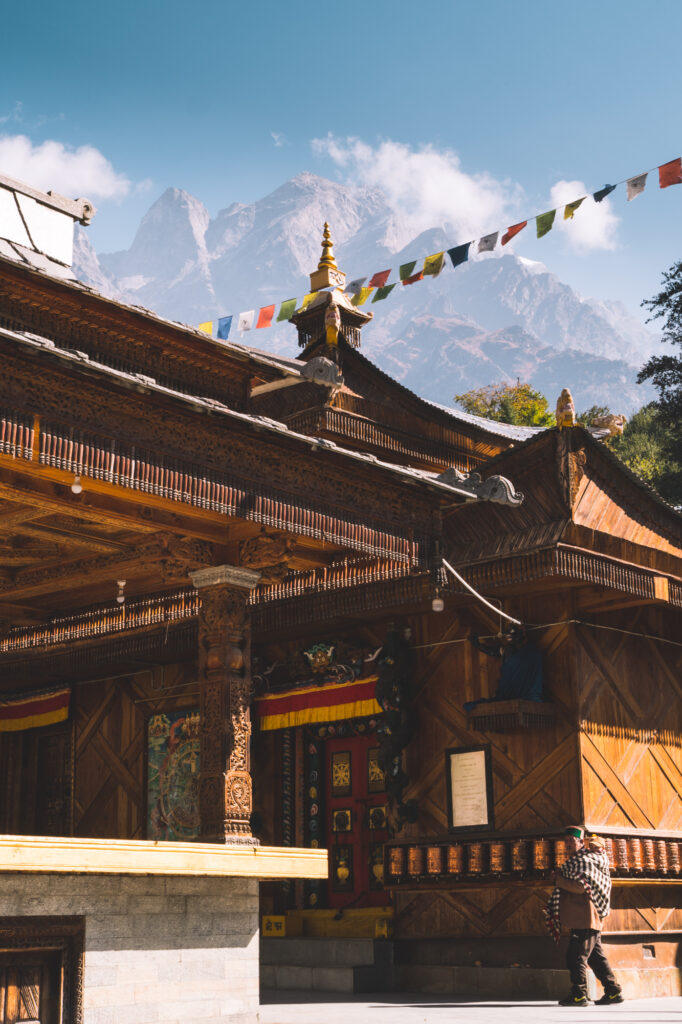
[{"xmin": 260, "ymin": 938, "xmax": 394, "ymax": 993}]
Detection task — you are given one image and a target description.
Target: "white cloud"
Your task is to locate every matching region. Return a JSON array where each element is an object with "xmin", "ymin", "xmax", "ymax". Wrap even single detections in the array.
[
  {"xmin": 312, "ymin": 134, "xmax": 523, "ymax": 249},
  {"xmin": 271, "ymin": 131, "xmax": 288, "ymax": 148},
  {"xmin": 0, "ymin": 134, "xmax": 131, "ymax": 200},
  {"xmin": 550, "ymin": 179, "xmax": 619, "ymax": 251},
  {"xmin": 0, "ymin": 101, "xmax": 23, "ymax": 125}
]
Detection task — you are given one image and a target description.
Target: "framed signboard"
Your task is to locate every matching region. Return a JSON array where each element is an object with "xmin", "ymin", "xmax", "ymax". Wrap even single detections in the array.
[{"xmin": 445, "ymin": 745, "xmax": 494, "ymax": 832}]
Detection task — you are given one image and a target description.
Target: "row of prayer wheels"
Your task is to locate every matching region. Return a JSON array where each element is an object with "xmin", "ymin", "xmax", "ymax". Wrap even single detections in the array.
[{"xmin": 387, "ymin": 836, "xmax": 682, "ymax": 881}]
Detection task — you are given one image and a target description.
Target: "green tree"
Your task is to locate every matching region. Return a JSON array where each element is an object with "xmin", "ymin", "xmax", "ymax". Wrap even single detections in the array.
[
  {"xmin": 637, "ymin": 260, "xmax": 682, "ymax": 503},
  {"xmin": 610, "ymin": 404, "xmax": 682, "ymax": 505},
  {"xmin": 454, "ymin": 382, "xmax": 555, "ymax": 427},
  {"xmin": 576, "ymin": 405, "xmax": 610, "ymax": 428}
]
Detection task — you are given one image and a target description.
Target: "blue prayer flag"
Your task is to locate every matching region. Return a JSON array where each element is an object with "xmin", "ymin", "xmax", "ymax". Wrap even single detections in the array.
[
  {"xmin": 447, "ymin": 242, "xmax": 470, "ymax": 269},
  {"xmin": 217, "ymin": 316, "xmax": 233, "ymax": 340}
]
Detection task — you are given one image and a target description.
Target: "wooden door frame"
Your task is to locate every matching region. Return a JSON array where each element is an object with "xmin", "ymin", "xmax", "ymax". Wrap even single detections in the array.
[{"xmin": 0, "ymin": 917, "xmax": 84, "ymax": 1024}]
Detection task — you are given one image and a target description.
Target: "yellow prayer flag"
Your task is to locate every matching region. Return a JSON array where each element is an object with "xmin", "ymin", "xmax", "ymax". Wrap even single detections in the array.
[
  {"xmin": 198, "ymin": 321, "xmax": 213, "ymax": 335},
  {"xmin": 300, "ymin": 292, "xmax": 317, "ymax": 311},
  {"xmin": 351, "ymin": 288, "xmax": 373, "ymax": 307},
  {"xmin": 423, "ymin": 252, "xmax": 445, "ymax": 276},
  {"xmin": 563, "ymin": 198, "xmax": 585, "ymax": 220}
]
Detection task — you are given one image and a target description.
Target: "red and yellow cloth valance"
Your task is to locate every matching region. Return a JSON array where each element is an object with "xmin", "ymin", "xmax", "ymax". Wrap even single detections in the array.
[
  {"xmin": 255, "ymin": 676, "xmax": 380, "ymax": 731},
  {"xmin": 0, "ymin": 686, "xmax": 71, "ymax": 732}
]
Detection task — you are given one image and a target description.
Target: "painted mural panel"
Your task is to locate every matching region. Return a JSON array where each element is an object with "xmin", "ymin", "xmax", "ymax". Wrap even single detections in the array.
[{"xmin": 147, "ymin": 710, "xmax": 200, "ymax": 841}]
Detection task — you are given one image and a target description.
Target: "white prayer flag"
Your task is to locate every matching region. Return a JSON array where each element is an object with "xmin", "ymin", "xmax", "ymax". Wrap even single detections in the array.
[
  {"xmin": 345, "ymin": 277, "xmax": 367, "ymax": 294},
  {"xmin": 478, "ymin": 232, "xmax": 498, "ymax": 253},
  {"xmin": 626, "ymin": 173, "xmax": 648, "ymax": 201},
  {"xmin": 238, "ymin": 310, "xmax": 255, "ymax": 332}
]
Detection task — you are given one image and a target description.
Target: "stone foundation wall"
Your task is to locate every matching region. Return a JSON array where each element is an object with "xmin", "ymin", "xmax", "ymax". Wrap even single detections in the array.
[{"xmin": 0, "ymin": 872, "xmax": 259, "ymax": 1024}]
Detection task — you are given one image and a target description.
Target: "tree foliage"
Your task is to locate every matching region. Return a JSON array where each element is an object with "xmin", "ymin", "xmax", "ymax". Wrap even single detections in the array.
[
  {"xmin": 610, "ymin": 404, "xmax": 681, "ymax": 504},
  {"xmin": 454, "ymin": 382, "xmax": 555, "ymax": 427}
]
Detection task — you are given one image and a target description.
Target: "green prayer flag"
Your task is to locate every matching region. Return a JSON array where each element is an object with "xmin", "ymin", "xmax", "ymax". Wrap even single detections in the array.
[
  {"xmin": 423, "ymin": 252, "xmax": 445, "ymax": 276},
  {"xmin": 536, "ymin": 210, "xmax": 556, "ymax": 238},
  {"xmin": 399, "ymin": 261, "xmax": 417, "ymax": 281},
  {"xmin": 371, "ymin": 283, "xmax": 396, "ymax": 303},
  {"xmin": 277, "ymin": 298, "xmax": 297, "ymax": 322}
]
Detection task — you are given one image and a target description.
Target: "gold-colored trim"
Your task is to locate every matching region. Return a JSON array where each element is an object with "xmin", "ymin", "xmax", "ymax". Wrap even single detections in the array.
[{"xmin": 0, "ymin": 834, "xmax": 328, "ymax": 879}]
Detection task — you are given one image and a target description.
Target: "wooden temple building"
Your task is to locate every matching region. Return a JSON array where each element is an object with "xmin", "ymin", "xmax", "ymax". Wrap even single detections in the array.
[{"xmin": 0, "ymin": 176, "xmax": 680, "ymax": 1020}]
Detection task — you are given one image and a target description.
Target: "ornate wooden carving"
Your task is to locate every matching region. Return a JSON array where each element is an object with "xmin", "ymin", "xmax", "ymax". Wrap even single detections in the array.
[
  {"xmin": 240, "ymin": 533, "xmax": 296, "ymax": 583},
  {"xmin": 192, "ymin": 566, "xmax": 261, "ymax": 844}
]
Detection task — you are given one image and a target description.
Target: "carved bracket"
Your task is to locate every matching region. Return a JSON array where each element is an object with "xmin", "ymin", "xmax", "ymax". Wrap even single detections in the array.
[{"xmin": 437, "ymin": 468, "xmax": 524, "ymax": 506}]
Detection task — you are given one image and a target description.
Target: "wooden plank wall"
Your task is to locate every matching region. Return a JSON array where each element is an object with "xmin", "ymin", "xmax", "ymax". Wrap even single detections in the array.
[
  {"xmin": 395, "ymin": 591, "xmax": 583, "ymax": 939},
  {"xmin": 73, "ymin": 662, "xmax": 196, "ymax": 839},
  {"xmin": 576, "ymin": 604, "xmax": 682, "ymax": 934}
]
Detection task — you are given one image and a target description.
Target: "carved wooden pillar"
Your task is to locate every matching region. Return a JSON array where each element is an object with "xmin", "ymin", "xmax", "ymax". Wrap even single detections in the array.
[{"xmin": 190, "ymin": 565, "xmax": 261, "ymax": 844}]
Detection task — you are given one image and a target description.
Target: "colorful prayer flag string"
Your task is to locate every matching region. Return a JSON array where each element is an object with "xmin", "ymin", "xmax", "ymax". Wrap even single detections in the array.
[{"xmin": 196, "ymin": 155, "xmax": 682, "ymax": 337}]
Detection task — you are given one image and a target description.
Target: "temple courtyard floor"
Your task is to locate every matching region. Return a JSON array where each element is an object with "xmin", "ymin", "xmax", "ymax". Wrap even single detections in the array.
[{"xmin": 259, "ymin": 991, "xmax": 682, "ymax": 1023}]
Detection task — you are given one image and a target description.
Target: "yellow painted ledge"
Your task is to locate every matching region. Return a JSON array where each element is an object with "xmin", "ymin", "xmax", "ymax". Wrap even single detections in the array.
[{"xmin": 0, "ymin": 835, "xmax": 328, "ymax": 880}]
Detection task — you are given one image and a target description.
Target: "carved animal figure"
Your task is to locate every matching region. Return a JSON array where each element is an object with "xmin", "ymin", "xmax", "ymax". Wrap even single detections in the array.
[
  {"xmin": 556, "ymin": 388, "xmax": 576, "ymax": 430},
  {"xmin": 591, "ymin": 412, "xmax": 627, "ymax": 437}
]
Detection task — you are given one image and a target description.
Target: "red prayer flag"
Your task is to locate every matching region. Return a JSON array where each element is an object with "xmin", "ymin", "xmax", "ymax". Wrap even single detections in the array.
[
  {"xmin": 256, "ymin": 304, "xmax": 276, "ymax": 328},
  {"xmin": 659, "ymin": 158, "xmax": 682, "ymax": 189},
  {"xmin": 368, "ymin": 269, "xmax": 391, "ymax": 288},
  {"xmin": 402, "ymin": 271, "xmax": 424, "ymax": 285},
  {"xmin": 501, "ymin": 221, "xmax": 527, "ymax": 246}
]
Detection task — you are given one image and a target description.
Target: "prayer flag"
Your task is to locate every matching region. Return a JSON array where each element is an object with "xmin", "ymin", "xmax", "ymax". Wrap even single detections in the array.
[
  {"xmin": 399, "ymin": 261, "xmax": 417, "ymax": 281},
  {"xmin": 402, "ymin": 271, "xmax": 423, "ymax": 285},
  {"xmin": 237, "ymin": 310, "xmax": 255, "ymax": 332},
  {"xmin": 198, "ymin": 321, "xmax": 213, "ymax": 335},
  {"xmin": 256, "ymin": 304, "xmax": 276, "ymax": 329},
  {"xmin": 0, "ymin": 686, "xmax": 70, "ymax": 733},
  {"xmin": 563, "ymin": 198, "xmax": 585, "ymax": 220},
  {"xmin": 423, "ymin": 252, "xmax": 445, "ymax": 276},
  {"xmin": 217, "ymin": 315, "xmax": 232, "ymax": 340},
  {"xmin": 447, "ymin": 242, "xmax": 470, "ymax": 268},
  {"xmin": 277, "ymin": 298, "xmax": 297, "ymax": 322},
  {"xmin": 351, "ymin": 288, "xmax": 373, "ymax": 306},
  {"xmin": 501, "ymin": 221, "xmax": 527, "ymax": 245},
  {"xmin": 626, "ymin": 173, "xmax": 648, "ymax": 201},
  {"xmin": 372, "ymin": 283, "xmax": 396, "ymax": 302},
  {"xmin": 300, "ymin": 293, "xmax": 317, "ymax": 311},
  {"xmin": 593, "ymin": 184, "xmax": 616, "ymax": 203},
  {"xmin": 478, "ymin": 232, "xmax": 498, "ymax": 252},
  {"xmin": 536, "ymin": 210, "xmax": 556, "ymax": 238},
  {"xmin": 659, "ymin": 158, "xmax": 682, "ymax": 189},
  {"xmin": 368, "ymin": 269, "xmax": 391, "ymax": 288},
  {"xmin": 345, "ymin": 277, "xmax": 366, "ymax": 294}
]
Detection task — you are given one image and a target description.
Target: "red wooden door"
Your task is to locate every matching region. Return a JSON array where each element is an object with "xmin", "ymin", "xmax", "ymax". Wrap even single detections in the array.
[{"xmin": 325, "ymin": 734, "xmax": 390, "ymax": 908}]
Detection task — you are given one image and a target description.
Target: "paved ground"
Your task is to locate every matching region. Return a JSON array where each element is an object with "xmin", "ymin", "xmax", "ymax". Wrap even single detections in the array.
[{"xmin": 260, "ymin": 991, "xmax": 682, "ymax": 1024}]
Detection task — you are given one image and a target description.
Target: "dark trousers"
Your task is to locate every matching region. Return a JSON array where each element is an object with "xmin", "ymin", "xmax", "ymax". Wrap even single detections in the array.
[{"xmin": 566, "ymin": 930, "xmax": 619, "ymax": 997}]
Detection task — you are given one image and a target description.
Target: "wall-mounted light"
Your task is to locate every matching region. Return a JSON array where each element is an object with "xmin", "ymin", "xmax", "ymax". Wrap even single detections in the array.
[
  {"xmin": 116, "ymin": 580, "xmax": 126, "ymax": 605},
  {"xmin": 431, "ymin": 596, "xmax": 444, "ymax": 613},
  {"xmin": 71, "ymin": 475, "xmax": 83, "ymax": 494}
]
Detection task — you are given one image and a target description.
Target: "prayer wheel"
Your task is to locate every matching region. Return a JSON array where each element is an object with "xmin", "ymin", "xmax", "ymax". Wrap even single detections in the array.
[
  {"xmin": 489, "ymin": 840, "xmax": 507, "ymax": 875},
  {"xmin": 614, "ymin": 838, "xmax": 629, "ymax": 874},
  {"xmin": 407, "ymin": 845, "xmax": 425, "ymax": 877},
  {"xmin": 426, "ymin": 846, "xmax": 444, "ymax": 875},
  {"xmin": 627, "ymin": 838, "xmax": 643, "ymax": 874},
  {"xmin": 388, "ymin": 846, "xmax": 405, "ymax": 878},
  {"xmin": 654, "ymin": 840, "xmax": 669, "ymax": 876},
  {"xmin": 603, "ymin": 837, "xmax": 616, "ymax": 871},
  {"xmin": 533, "ymin": 838, "xmax": 551, "ymax": 872},
  {"xmin": 467, "ymin": 841, "xmax": 486, "ymax": 875},
  {"xmin": 446, "ymin": 843, "xmax": 464, "ymax": 875},
  {"xmin": 668, "ymin": 841, "xmax": 681, "ymax": 876},
  {"xmin": 553, "ymin": 838, "xmax": 569, "ymax": 870},
  {"xmin": 511, "ymin": 839, "xmax": 529, "ymax": 873},
  {"xmin": 641, "ymin": 838, "xmax": 656, "ymax": 874}
]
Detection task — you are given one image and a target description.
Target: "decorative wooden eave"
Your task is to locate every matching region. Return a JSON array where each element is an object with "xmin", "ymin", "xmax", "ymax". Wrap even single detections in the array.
[{"xmin": 0, "ymin": 252, "xmax": 302, "ymax": 409}]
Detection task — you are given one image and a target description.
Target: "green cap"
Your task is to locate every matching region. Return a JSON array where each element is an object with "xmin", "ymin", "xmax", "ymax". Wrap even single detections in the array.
[{"xmin": 564, "ymin": 825, "xmax": 584, "ymax": 840}]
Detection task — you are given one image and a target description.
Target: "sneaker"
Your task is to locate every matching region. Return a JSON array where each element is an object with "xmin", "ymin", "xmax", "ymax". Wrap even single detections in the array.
[
  {"xmin": 558, "ymin": 993, "xmax": 592, "ymax": 1006},
  {"xmin": 595, "ymin": 991, "xmax": 624, "ymax": 1005}
]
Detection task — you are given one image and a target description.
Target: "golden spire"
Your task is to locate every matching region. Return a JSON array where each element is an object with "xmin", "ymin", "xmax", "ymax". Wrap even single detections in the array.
[
  {"xmin": 318, "ymin": 222, "xmax": 337, "ymax": 271},
  {"xmin": 310, "ymin": 222, "xmax": 346, "ymax": 292}
]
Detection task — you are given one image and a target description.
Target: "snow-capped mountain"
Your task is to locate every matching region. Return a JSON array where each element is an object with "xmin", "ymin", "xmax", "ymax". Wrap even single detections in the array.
[{"xmin": 73, "ymin": 173, "xmax": 659, "ymax": 414}]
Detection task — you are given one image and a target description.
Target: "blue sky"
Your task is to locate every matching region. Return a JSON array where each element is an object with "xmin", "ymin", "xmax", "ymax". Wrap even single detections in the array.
[{"xmin": 2, "ymin": 0, "xmax": 681, "ymax": 321}]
